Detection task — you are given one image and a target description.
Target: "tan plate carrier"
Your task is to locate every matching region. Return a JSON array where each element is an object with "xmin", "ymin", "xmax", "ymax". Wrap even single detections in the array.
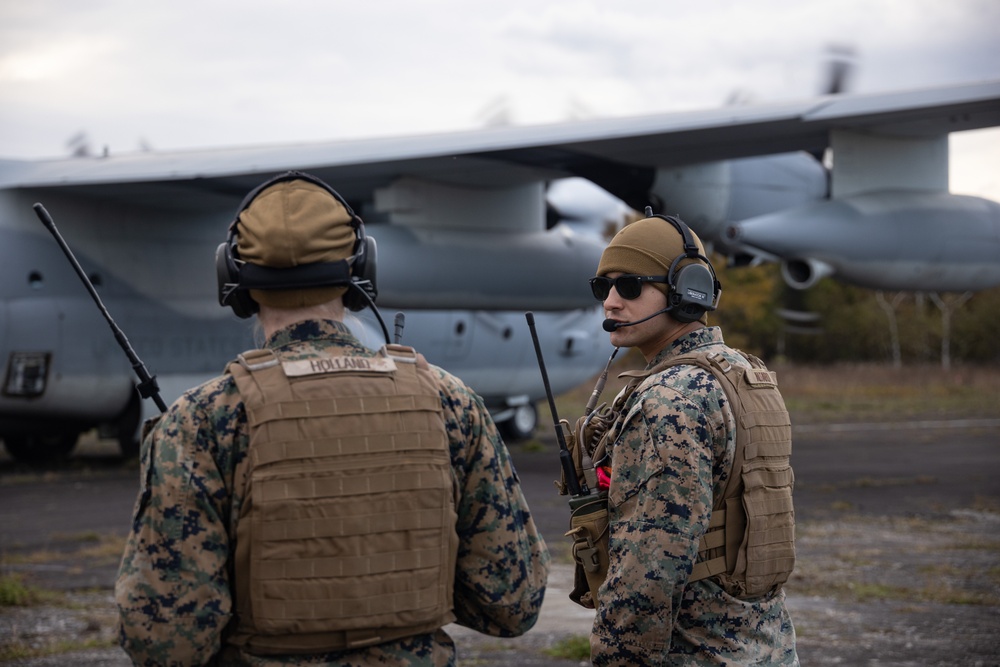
[
  {"xmin": 226, "ymin": 344, "xmax": 458, "ymax": 654},
  {"xmin": 567, "ymin": 349, "xmax": 795, "ymax": 605}
]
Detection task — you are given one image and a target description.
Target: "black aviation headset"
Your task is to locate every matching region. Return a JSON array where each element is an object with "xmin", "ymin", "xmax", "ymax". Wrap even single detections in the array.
[
  {"xmin": 215, "ymin": 170, "xmax": 378, "ymax": 320},
  {"xmin": 646, "ymin": 206, "xmax": 721, "ymax": 324}
]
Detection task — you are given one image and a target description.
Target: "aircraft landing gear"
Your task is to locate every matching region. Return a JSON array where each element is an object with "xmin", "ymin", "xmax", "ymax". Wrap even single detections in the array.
[
  {"xmin": 498, "ymin": 403, "xmax": 538, "ymax": 442},
  {"xmin": 1, "ymin": 432, "xmax": 78, "ymax": 465},
  {"xmin": 115, "ymin": 390, "xmax": 142, "ymax": 460}
]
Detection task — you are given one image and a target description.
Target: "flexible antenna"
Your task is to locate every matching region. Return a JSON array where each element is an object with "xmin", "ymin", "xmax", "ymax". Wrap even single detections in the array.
[
  {"xmin": 33, "ymin": 203, "xmax": 168, "ymax": 413},
  {"xmin": 525, "ymin": 312, "xmax": 588, "ymax": 496},
  {"xmin": 393, "ymin": 312, "xmax": 405, "ymax": 344}
]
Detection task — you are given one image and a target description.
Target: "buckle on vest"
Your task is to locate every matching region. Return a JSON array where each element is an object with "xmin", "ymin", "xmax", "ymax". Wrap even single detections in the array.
[
  {"xmin": 237, "ymin": 350, "xmax": 280, "ymax": 372},
  {"xmin": 566, "ymin": 526, "xmax": 602, "ymax": 574},
  {"xmin": 382, "ymin": 343, "xmax": 417, "ymax": 364},
  {"xmin": 706, "ymin": 352, "xmax": 732, "ymax": 374},
  {"xmin": 575, "ymin": 545, "xmax": 601, "ymax": 573}
]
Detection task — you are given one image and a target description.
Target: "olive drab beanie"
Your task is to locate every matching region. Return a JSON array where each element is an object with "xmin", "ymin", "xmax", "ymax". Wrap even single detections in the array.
[
  {"xmin": 597, "ymin": 215, "xmax": 712, "ymax": 325},
  {"xmin": 237, "ymin": 179, "xmax": 356, "ymax": 308}
]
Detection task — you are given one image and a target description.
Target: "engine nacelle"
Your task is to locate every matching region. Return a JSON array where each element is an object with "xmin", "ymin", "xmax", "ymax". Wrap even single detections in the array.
[
  {"xmin": 650, "ymin": 154, "xmax": 827, "ymax": 247},
  {"xmin": 725, "ymin": 190, "xmax": 1000, "ymax": 292},
  {"xmin": 780, "ymin": 258, "xmax": 834, "ymax": 290}
]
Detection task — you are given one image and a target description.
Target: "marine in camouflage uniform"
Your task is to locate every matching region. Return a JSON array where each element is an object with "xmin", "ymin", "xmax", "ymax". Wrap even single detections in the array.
[
  {"xmin": 587, "ymin": 214, "xmax": 797, "ymax": 665},
  {"xmin": 115, "ymin": 173, "xmax": 549, "ymax": 666}
]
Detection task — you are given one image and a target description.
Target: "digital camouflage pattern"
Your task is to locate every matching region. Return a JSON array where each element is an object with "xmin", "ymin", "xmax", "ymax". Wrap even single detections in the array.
[
  {"xmin": 593, "ymin": 326, "xmax": 798, "ymax": 666},
  {"xmin": 116, "ymin": 319, "xmax": 550, "ymax": 666}
]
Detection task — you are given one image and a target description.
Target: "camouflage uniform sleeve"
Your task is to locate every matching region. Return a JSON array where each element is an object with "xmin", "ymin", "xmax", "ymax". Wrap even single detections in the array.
[
  {"xmin": 115, "ymin": 390, "xmax": 234, "ymax": 666},
  {"xmin": 431, "ymin": 367, "xmax": 551, "ymax": 637},
  {"xmin": 592, "ymin": 381, "xmax": 717, "ymax": 665}
]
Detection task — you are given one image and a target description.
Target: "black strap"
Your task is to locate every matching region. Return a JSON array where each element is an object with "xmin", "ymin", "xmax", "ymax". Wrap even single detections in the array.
[{"xmin": 238, "ymin": 260, "xmax": 353, "ymax": 290}]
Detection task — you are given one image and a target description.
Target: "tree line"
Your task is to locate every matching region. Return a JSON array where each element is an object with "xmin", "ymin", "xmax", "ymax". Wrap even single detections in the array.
[{"xmin": 707, "ymin": 259, "xmax": 1000, "ymax": 366}]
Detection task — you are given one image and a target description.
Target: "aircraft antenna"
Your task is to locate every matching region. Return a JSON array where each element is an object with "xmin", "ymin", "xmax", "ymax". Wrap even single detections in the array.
[{"xmin": 32, "ymin": 203, "xmax": 168, "ymax": 413}]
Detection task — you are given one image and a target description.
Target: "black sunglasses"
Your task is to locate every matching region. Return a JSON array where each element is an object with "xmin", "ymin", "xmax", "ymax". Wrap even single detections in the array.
[{"xmin": 589, "ymin": 274, "xmax": 669, "ymax": 301}]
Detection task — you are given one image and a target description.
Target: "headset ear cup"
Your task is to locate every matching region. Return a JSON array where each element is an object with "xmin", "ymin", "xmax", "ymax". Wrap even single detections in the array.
[
  {"xmin": 215, "ymin": 241, "xmax": 258, "ymax": 319},
  {"xmin": 215, "ymin": 242, "xmax": 231, "ymax": 307},
  {"xmin": 670, "ymin": 263, "xmax": 717, "ymax": 324},
  {"xmin": 650, "ymin": 210, "xmax": 721, "ymax": 323},
  {"xmin": 343, "ymin": 236, "xmax": 378, "ymax": 312}
]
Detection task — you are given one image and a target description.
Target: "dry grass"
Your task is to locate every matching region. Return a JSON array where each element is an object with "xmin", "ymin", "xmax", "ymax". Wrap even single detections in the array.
[
  {"xmin": 544, "ymin": 359, "xmax": 1000, "ymax": 428},
  {"xmin": 774, "ymin": 363, "xmax": 1000, "ymax": 422},
  {"xmin": 790, "ymin": 514, "xmax": 1000, "ymax": 607}
]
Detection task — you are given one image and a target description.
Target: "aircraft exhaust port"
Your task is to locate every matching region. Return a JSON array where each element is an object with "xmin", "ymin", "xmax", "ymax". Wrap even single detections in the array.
[{"xmin": 784, "ymin": 260, "xmax": 812, "ymax": 285}]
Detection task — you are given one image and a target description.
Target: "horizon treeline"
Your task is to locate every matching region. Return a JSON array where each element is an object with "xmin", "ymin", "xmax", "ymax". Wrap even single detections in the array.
[{"xmin": 707, "ymin": 258, "xmax": 1000, "ymax": 365}]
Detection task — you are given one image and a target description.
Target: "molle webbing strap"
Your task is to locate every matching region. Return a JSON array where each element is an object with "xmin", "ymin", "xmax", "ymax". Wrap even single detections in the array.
[
  {"xmin": 227, "ymin": 345, "xmax": 458, "ymax": 654},
  {"xmin": 689, "ymin": 503, "xmax": 729, "ymax": 582},
  {"xmin": 248, "ymin": 393, "xmax": 441, "ymax": 423}
]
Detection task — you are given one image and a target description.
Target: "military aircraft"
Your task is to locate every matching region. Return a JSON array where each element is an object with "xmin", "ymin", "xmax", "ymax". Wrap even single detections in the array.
[{"xmin": 1, "ymin": 78, "xmax": 998, "ymax": 463}]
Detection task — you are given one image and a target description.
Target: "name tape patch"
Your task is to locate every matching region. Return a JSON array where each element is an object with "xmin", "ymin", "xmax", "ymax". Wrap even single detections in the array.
[
  {"xmin": 282, "ymin": 356, "xmax": 396, "ymax": 377},
  {"xmin": 747, "ymin": 368, "xmax": 777, "ymax": 387}
]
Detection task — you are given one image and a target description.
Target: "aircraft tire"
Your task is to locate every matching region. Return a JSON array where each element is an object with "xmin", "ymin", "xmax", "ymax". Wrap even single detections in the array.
[
  {"xmin": 499, "ymin": 403, "xmax": 538, "ymax": 442},
  {"xmin": 2, "ymin": 432, "xmax": 78, "ymax": 465},
  {"xmin": 116, "ymin": 390, "xmax": 142, "ymax": 460}
]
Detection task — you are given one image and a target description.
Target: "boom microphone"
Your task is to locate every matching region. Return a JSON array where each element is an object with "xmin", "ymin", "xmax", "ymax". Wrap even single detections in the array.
[{"xmin": 602, "ymin": 307, "xmax": 671, "ymax": 332}]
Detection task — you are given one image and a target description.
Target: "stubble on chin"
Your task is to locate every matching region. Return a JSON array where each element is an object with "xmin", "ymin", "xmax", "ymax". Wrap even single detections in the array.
[{"xmin": 608, "ymin": 328, "xmax": 631, "ymax": 350}]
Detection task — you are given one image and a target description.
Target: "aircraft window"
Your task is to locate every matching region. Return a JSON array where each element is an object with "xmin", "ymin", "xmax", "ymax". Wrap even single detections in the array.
[
  {"xmin": 561, "ymin": 331, "xmax": 588, "ymax": 356},
  {"xmin": 502, "ymin": 327, "xmax": 513, "ymax": 340},
  {"xmin": 28, "ymin": 271, "xmax": 44, "ymax": 289},
  {"xmin": 454, "ymin": 321, "xmax": 466, "ymax": 336},
  {"xmin": 89, "ymin": 273, "xmax": 102, "ymax": 287}
]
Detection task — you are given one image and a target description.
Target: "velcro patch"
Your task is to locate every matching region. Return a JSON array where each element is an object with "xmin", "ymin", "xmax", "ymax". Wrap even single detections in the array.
[
  {"xmin": 747, "ymin": 368, "xmax": 777, "ymax": 387},
  {"xmin": 282, "ymin": 356, "xmax": 396, "ymax": 377}
]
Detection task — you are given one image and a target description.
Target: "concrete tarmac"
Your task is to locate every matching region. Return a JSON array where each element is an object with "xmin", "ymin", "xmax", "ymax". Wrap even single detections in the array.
[{"xmin": 1, "ymin": 417, "xmax": 998, "ymax": 665}]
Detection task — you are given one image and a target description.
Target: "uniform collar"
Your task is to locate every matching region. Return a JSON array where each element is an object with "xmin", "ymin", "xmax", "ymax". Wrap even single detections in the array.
[
  {"xmin": 646, "ymin": 326, "xmax": 725, "ymax": 370},
  {"xmin": 264, "ymin": 319, "xmax": 359, "ymax": 350}
]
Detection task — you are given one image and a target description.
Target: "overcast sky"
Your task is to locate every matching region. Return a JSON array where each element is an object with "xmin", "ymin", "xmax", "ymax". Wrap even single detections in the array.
[{"xmin": 1, "ymin": 0, "xmax": 998, "ymax": 200}]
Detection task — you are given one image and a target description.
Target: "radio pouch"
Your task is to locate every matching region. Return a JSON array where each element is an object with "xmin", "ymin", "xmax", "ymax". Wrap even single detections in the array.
[{"xmin": 565, "ymin": 491, "xmax": 610, "ymax": 609}]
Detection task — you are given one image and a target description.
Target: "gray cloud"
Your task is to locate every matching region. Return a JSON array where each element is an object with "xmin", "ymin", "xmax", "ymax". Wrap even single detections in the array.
[{"xmin": 0, "ymin": 0, "xmax": 996, "ymax": 198}]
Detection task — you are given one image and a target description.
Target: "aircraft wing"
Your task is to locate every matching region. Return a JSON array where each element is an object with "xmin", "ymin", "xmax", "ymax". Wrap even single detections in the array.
[{"xmin": 3, "ymin": 79, "xmax": 997, "ymax": 214}]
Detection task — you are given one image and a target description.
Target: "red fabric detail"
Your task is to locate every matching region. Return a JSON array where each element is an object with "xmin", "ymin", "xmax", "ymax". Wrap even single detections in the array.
[{"xmin": 596, "ymin": 465, "xmax": 612, "ymax": 490}]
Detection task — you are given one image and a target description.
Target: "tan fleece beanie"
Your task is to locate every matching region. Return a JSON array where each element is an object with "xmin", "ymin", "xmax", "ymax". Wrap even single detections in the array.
[{"xmin": 237, "ymin": 179, "xmax": 356, "ymax": 308}]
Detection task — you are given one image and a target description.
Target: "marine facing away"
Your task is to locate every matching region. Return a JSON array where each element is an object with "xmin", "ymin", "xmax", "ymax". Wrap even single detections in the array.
[{"xmin": 115, "ymin": 171, "xmax": 550, "ymax": 666}]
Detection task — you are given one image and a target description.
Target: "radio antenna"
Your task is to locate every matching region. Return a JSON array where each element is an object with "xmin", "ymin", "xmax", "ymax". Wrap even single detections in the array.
[{"xmin": 33, "ymin": 203, "xmax": 167, "ymax": 413}]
